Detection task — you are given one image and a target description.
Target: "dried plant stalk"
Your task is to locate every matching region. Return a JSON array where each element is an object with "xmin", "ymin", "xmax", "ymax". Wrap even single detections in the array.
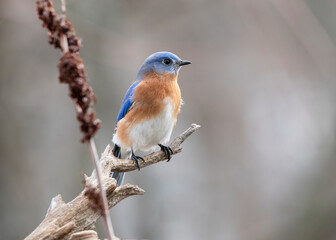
[
  {"xmin": 36, "ymin": 0, "xmax": 100, "ymax": 142},
  {"xmin": 36, "ymin": 0, "xmax": 113, "ymax": 238}
]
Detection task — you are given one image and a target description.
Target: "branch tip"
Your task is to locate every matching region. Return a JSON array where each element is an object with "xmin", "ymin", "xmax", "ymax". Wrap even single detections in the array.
[{"xmin": 47, "ymin": 194, "xmax": 65, "ymax": 214}]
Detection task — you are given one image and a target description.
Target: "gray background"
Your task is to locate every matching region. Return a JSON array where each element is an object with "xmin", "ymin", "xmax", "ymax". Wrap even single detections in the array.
[{"xmin": 1, "ymin": 0, "xmax": 336, "ymax": 239}]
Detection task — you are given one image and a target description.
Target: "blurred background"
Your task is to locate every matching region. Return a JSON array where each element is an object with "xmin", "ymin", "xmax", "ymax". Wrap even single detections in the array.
[{"xmin": 1, "ymin": 0, "xmax": 336, "ymax": 239}]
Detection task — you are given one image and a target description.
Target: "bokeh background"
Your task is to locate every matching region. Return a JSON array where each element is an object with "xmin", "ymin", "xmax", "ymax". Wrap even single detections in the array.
[{"xmin": 1, "ymin": 0, "xmax": 336, "ymax": 239}]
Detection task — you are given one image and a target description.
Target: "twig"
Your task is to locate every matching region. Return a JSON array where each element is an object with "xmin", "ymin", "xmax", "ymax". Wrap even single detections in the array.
[
  {"xmin": 59, "ymin": 0, "xmax": 69, "ymax": 53},
  {"xmin": 108, "ymin": 123, "xmax": 201, "ymax": 172},
  {"xmin": 88, "ymin": 139, "xmax": 115, "ymax": 240},
  {"xmin": 61, "ymin": 0, "xmax": 66, "ymax": 16}
]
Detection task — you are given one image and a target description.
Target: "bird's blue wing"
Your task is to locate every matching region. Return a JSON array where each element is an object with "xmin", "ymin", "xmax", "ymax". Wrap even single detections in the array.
[{"xmin": 116, "ymin": 81, "xmax": 141, "ymax": 122}]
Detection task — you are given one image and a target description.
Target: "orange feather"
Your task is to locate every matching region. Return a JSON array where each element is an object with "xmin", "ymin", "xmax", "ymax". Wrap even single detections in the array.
[{"xmin": 117, "ymin": 72, "xmax": 181, "ymax": 147}]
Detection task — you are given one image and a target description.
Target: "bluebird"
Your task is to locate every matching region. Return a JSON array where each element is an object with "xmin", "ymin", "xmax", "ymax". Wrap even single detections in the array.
[{"xmin": 111, "ymin": 51, "xmax": 191, "ymax": 185}]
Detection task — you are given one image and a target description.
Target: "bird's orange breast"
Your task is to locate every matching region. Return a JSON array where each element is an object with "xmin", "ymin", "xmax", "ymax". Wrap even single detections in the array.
[
  {"xmin": 117, "ymin": 72, "xmax": 181, "ymax": 146},
  {"xmin": 134, "ymin": 72, "xmax": 181, "ymax": 119}
]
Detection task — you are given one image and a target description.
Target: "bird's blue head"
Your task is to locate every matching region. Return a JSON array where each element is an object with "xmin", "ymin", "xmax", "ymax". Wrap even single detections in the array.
[{"xmin": 136, "ymin": 51, "xmax": 191, "ymax": 80}]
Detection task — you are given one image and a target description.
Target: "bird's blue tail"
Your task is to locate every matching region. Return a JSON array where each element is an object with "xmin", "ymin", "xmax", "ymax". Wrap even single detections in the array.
[{"xmin": 111, "ymin": 144, "xmax": 125, "ymax": 185}]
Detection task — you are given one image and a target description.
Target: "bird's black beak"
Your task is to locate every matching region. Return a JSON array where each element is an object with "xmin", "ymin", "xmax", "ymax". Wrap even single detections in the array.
[{"xmin": 179, "ymin": 60, "xmax": 191, "ymax": 66}]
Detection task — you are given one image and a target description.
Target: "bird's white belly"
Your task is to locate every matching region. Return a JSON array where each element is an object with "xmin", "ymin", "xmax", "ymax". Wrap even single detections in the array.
[{"xmin": 130, "ymin": 100, "xmax": 175, "ymax": 151}]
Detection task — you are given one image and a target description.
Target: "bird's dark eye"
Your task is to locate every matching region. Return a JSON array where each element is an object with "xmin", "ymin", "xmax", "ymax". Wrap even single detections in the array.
[{"xmin": 162, "ymin": 58, "xmax": 172, "ymax": 65}]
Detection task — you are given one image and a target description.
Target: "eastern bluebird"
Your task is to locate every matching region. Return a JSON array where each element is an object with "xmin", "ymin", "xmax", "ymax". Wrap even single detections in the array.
[{"xmin": 111, "ymin": 52, "xmax": 191, "ymax": 185}]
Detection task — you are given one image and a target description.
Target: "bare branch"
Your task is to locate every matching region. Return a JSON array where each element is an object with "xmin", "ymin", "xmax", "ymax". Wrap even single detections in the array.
[
  {"xmin": 25, "ymin": 178, "xmax": 144, "ymax": 240},
  {"xmin": 107, "ymin": 123, "xmax": 201, "ymax": 172}
]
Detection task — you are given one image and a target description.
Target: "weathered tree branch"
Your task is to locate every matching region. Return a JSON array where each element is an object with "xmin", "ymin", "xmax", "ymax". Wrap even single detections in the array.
[
  {"xmin": 25, "ymin": 180, "xmax": 143, "ymax": 240},
  {"xmin": 106, "ymin": 123, "xmax": 201, "ymax": 172},
  {"xmin": 25, "ymin": 123, "xmax": 200, "ymax": 240}
]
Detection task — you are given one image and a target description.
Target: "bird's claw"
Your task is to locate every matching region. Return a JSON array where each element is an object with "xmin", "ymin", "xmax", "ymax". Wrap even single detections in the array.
[
  {"xmin": 158, "ymin": 144, "xmax": 173, "ymax": 161},
  {"xmin": 131, "ymin": 151, "xmax": 144, "ymax": 170}
]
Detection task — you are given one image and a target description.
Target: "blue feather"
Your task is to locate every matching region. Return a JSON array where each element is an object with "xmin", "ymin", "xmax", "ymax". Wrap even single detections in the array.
[
  {"xmin": 136, "ymin": 52, "xmax": 183, "ymax": 79},
  {"xmin": 116, "ymin": 81, "xmax": 141, "ymax": 122}
]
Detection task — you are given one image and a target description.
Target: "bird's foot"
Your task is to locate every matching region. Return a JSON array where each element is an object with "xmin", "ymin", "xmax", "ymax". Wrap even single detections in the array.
[
  {"xmin": 131, "ymin": 151, "xmax": 144, "ymax": 170},
  {"xmin": 158, "ymin": 144, "xmax": 173, "ymax": 162}
]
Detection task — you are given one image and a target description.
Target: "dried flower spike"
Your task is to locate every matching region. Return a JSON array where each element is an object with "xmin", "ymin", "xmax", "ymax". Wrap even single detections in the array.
[{"xmin": 36, "ymin": 0, "xmax": 100, "ymax": 142}]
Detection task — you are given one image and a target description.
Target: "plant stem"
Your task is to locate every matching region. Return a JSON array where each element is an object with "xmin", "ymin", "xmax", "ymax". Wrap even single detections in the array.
[
  {"xmin": 89, "ymin": 138, "xmax": 115, "ymax": 240},
  {"xmin": 59, "ymin": 0, "xmax": 115, "ymax": 238}
]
